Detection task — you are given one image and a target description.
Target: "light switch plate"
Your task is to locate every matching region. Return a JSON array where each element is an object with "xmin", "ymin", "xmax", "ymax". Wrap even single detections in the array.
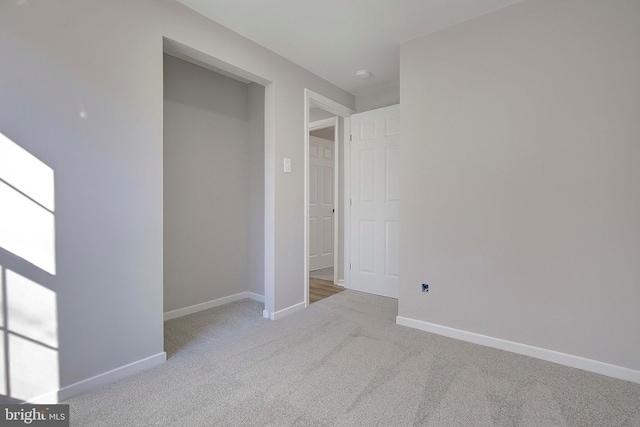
[{"xmin": 284, "ymin": 158, "xmax": 292, "ymax": 173}]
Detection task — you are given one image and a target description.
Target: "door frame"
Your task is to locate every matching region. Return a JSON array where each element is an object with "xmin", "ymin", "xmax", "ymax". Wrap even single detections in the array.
[
  {"xmin": 304, "ymin": 89, "xmax": 354, "ymax": 307},
  {"xmin": 309, "ymin": 117, "xmax": 339, "ymax": 281}
]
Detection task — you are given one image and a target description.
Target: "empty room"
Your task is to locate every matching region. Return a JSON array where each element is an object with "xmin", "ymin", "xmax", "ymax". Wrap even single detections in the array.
[{"xmin": 0, "ymin": 0, "xmax": 639, "ymax": 425}]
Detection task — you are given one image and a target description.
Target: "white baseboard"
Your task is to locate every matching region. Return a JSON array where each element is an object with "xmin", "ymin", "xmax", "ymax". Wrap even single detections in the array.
[
  {"xmin": 396, "ymin": 316, "xmax": 640, "ymax": 385},
  {"xmin": 263, "ymin": 301, "xmax": 306, "ymax": 321},
  {"xmin": 28, "ymin": 352, "xmax": 167, "ymax": 404},
  {"xmin": 337, "ymin": 279, "xmax": 345, "ymax": 287},
  {"xmin": 164, "ymin": 292, "xmax": 265, "ymax": 321},
  {"xmin": 247, "ymin": 292, "xmax": 265, "ymax": 303},
  {"xmin": 274, "ymin": 301, "xmax": 305, "ymax": 320}
]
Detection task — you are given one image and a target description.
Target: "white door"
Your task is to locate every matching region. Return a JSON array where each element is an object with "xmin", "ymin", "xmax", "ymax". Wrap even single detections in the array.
[
  {"xmin": 349, "ymin": 105, "xmax": 400, "ymax": 298},
  {"xmin": 309, "ymin": 136, "xmax": 334, "ymax": 271}
]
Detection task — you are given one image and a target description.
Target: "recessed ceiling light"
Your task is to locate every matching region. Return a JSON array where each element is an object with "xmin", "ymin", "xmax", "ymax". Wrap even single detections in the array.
[{"xmin": 356, "ymin": 70, "xmax": 372, "ymax": 80}]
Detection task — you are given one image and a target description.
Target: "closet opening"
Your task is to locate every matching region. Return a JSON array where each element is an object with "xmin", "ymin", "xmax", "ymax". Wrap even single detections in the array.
[{"xmin": 162, "ymin": 45, "xmax": 266, "ymax": 356}]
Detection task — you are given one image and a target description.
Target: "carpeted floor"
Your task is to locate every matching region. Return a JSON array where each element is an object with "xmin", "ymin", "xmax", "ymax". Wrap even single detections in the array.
[{"xmin": 66, "ymin": 291, "xmax": 640, "ymax": 426}]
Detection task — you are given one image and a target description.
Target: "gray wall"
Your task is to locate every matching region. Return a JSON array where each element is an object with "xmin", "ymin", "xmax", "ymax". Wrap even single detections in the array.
[
  {"xmin": 0, "ymin": 0, "xmax": 353, "ymax": 400},
  {"xmin": 399, "ymin": 0, "xmax": 640, "ymax": 371},
  {"xmin": 309, "ymin": 108, "xmax": 336, "ymax": 122},
  {"xmin": 355, "ymin": 82, "xmax": 400, "ymax": 113},
  {"xmin": 163, "ymin": 54, "xmax": 263, "ymax": 312}
]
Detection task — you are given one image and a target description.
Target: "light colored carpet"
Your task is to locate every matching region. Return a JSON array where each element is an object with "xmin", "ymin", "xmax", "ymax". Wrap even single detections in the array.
[
  {"xmin": 310, "ymin": 266, "xmax": 334, "ymax": 282},
  {"xmin": 66, "ymin": 291, "xmax": 640, "ymax": 426}
]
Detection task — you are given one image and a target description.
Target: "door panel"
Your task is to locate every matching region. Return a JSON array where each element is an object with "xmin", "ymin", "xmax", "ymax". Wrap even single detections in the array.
[
  {"xmin": 309, "ymin": 217, "xmax": 317, "ymax": 257},
  {"xmin": 322, "ymin": 216, "xmax": 333, "ymax": 254},
  {"xmin": 309, "ymin": 135, "xmax": 334, "ymax": 271},
  {"xmin": 359, "ymin": 220, "xmax": 375, "ymax": 273},
  {"xmin": 349, "ymin": 105, "xmax": 400, "ymax": 298},
  {"xmin": 359, "ymin": 149, "xmax": 375, "ymax": 202},
  {"xmin": 384, "ymin": 220, "xmax": 400, "ymax": 277},
  {"xmin": 309, "ymin": 164, "xmax": 318, "ymax": 204},
  {"xmin": 385, "ymin": 145, "xmax": 400, "ymax": 202},
  {"xmin": 323, "ymin": 166, "xmax": 332, "ymax": 204}
]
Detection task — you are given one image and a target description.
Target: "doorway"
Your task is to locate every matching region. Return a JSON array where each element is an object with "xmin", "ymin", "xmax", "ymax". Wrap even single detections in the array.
[
  {"xmin": 308, "ymin": 118, "xmax": 337, "ymax": 280},
  {"xmin": 162, "ymin": 40, "xmax": 269, "ymax": 346},
  {"xmin": 308, "ymin": 118, "xmax": 342, "ymax": 305},
  {"xmin": 303, "ymin": 90, "xmax": 354, "ymax": 307}
]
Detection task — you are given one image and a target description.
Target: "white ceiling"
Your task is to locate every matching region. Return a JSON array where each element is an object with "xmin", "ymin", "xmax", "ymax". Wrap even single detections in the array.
[{"xmin": 176, "ymin": 0, "xmax": 522, "ymax": 95}]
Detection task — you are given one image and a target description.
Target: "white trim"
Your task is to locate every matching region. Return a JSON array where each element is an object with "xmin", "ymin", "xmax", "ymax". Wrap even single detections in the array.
[
  {"xmin": 264, "ymin": 83, "xmax": 276, "ymax": 317},
  {"xmin": 343, "ymin": 117, "xmax": 351, "ymax": 289},
  {"xmin": 163, "ymin": 292, "xmax": 265, "ymax": 321},
  {"xmin": 163, "ymin": 38, "xmax": 270, "ymax": 86},
  {"xmin": 274, "ymin": 301, "xmax": 305, "ymax": 320},
  {"xmin": 333, "ymin": 122, "xmax": 339, "ymax": 285},
  {"xmin": 304, "ymin": 90, "xmax": 310, "ymax": 308},
  {"xmin": 247, "ymin": 292, "xmax": 265, "ymax": 303},
  {"xmin": 396, "ymin": 316, "xmax": 640, "ymax": 385},
  {"xmin": 309, "ymin": 117, "xmax": 337, "ymax": 131},
  {"xmin": 263, "ymin": 301, "xmax": 306, "ymax": 321},
  {"xmin": 28, "ymin": 352, "xmax": 166, "ymax": 404},
  {"xmin": 338, "ymin": 279, "xmax": 345, "ymax": 287},
  {"xmin": 307, "ymin": 89, "xmax": 355, "ymax": 117}
]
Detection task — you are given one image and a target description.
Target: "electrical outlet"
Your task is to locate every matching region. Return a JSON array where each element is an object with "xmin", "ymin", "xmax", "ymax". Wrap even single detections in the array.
[{"xmin": 422, "ymin": 283, "xmax": 429, "ymax": 293}]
